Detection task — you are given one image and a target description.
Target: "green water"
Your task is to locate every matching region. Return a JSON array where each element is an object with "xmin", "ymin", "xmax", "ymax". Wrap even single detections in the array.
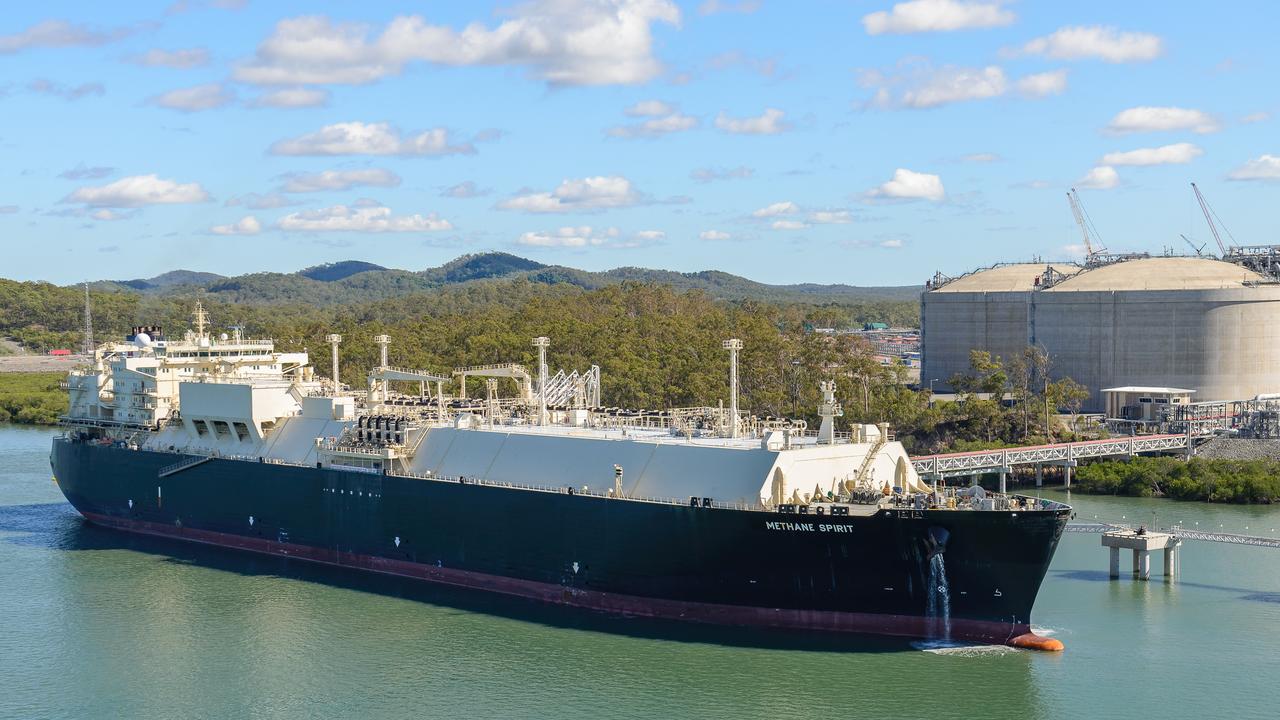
[{"xmin": 2, "ymin": 424, "xmax": 1278, "ymax": 720}]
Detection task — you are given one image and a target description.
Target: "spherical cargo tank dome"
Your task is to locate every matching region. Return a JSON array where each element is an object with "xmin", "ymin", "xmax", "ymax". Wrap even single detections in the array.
[
  {"xmin": 929, "ymin": 263, "xmax": 1079, "ymax": 293},
  {"xmin": 1044, "ymin": 256, "xmax": 1267, "ymax": 292}
]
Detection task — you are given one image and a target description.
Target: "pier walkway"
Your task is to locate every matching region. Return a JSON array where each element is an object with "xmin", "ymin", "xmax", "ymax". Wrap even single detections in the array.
[{"xmin": 1066, "ymin": 522, "xmax": 1280, "ymax": 549}]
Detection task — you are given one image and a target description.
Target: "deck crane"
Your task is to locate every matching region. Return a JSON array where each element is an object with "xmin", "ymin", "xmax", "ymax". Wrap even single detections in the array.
[
  {"xmin": 1180, "ymin": 234, "xmax": 1206, "ymax": 256},
  {"xmin": 1191, "ymin": 182, "xmax": 1230, "ymax": 256},
  {"xmin": 1067, "ymin": 188, "xmax": 1105, "ymax": 261}
]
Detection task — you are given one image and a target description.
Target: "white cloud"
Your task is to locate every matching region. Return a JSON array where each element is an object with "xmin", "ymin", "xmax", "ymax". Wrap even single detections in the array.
[
  {"xmin": 27, "ymin": 79, "xmax": 103, "ymax": 101},
  {"xmin": 1105, "ymin": 106, "xmax": 1221, "ymax": 135},
  {"xmin": 862, "ymin": 0, "xmax": 1014, "ymax": 35},
  {"xmin": 861, "ymin": 62, "xmax": 1005, "ymax": 109},
  {"xmin": 90, "ymin": 209, "xmax": 131, "ymax": 222},
  {"xmin": 810, "ymin": 210, "xmax": 853, "ymax": 224},
  {"xmin": 608, "ymin": 111, "xmax": 698, "ymax": 138},
  {"xmin": 440, "ymin": 181, "xmax": 488, "ymax": 198},
  {"xmin": 752, "ymin": 201, "xmax": 798, "ymax": 217},
  {"xmin": 0, "ymin": 19, "xmax": 132, "ymax": 54},
  {"xmin": 1019, "ymin": 26, "xmax": 1163, "ymax": 63},
  {"xmin": 867, "ymin": 168, "xmax": 946, "ymax": 201},
  {"xmin": 1076, "ymin": 166, "xmax": 1120, "ymax": 190},
  {"xmin": 0, "ymin": 205, "xmax": 19, "ymax": 214},
  {"xmin": 635, "ymin": 229, "xmax": 666, "ymax": 240},
  {"xmin": 234, "ymin": 2, "xmax": 680, "ymax": 88},
  {"xmin": 960, "ymin": 152, "xmax": 1001, "ymax": 163},
  {"xmin": 225, "ymin": 192, "xmax": 299, "ymax": 209},
  {"xmin": 690, "ymin": 166, "xmax": 753, "ymax": 182},
  {"xmin": 700, "ymin": 230, "xmax": 731, "ymax": 241},
  {"xmin": 65, "ymin": 174, "xmax": 210, "ymax": 208},
  {"xmin": 278, "ymin": 204, "xmax": 452, "ymax": 232},
  {"xmin": 270, "ymin": 121, "xmax": 474, "ymax": 156},
  {"xmin": 150, "ymin": 83, "xmax": 236, "ymax": 112},
  {"xmin": 498, "ymin": 176, "xmax": 642, "ymax": 213},
  {"xmin": 1242, "ymin": 112, "xmax": 1270, "ymax": 124},
  {"xmin": 250, "ymin": 87, "xmax": 330, "ymax": 108},
  {"xmin": 130, "ymin": 48, "xmax": 209, "ymax": 68},
  {"xmin": 715, "ymin": 108, "xmax": 788, "ymax": 134},
  {"xmin": 698, "ymin": 0, "xmax": 760, "ymax": 15},
  {"xmin": 770, "ymin": 219, "xmax": 808, "ymax": 230},
  {"xmin": 1016, "ymin": 69, "xmax": 1067, "ymax": 97},
  {"xmin": 1100, "ymin": 143, "xmax": 1202, "ymax": 167},
  {"xmin": 59, "ymin": 165, "xmax": 114, "ymax": 180},
  {"xmin": 211, "ymin": 216, "xmax": 262, "ymax": 235},
  {"xmin": 1227, "ymin": 155, "xmax": 1280, "ymax": 182},
  {"xmin": 517, "ymin": 225, "xmax": 622, "ymax": 247},
  {"xmin": 625, "ymin": 100, "xmax": 675, "ymax": 117},
  {"xmin": 879, "ymin": 238, "xmax": 905, "ymax": 248},
  {"xmin": 278, "ymin": 168, "xmax": 401, "ymax": 193}
]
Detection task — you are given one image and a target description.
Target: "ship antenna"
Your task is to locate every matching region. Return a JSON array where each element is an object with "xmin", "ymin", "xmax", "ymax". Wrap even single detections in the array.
[
  {"xmin": 723, "ymin": 338, "xmax": 743, "ymax": 438},
  {"xmin": 193, "ymin": 300, "xmax": 208, "ymax": 339},
  {"xmin": 82, "ymin": 282, "xmax": 94, "ymax": 356}
]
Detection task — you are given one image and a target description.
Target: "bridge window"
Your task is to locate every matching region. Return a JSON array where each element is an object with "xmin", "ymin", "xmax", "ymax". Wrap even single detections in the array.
[
  {"xmin": 213, "ymin": 421, "xmax": 231, "ymax": 438},
  {"xmin": 233, "ymin": 422, "xmax": 250, "ymax": 441},
  {"xmin": 193, "ymin": 419, "xmax": 209, "ymax": 436}
]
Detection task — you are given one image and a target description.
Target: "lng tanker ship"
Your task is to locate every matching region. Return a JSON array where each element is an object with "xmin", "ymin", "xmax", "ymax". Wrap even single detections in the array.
[{"xmin": 50, "ymin": 304, "xmax": 1068, "ymax": 650}]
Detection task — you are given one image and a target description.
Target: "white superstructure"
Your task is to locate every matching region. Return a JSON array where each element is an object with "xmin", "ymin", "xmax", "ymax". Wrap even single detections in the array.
[{"xmin": 64, "ymin": 304, "xmax": 929, "ymax": 507}]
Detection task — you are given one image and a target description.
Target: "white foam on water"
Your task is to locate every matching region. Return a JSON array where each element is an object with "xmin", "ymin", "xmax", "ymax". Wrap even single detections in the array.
[{"xmin": 912, "ymin": 640, "xmax": 1020, "ymax": 657}]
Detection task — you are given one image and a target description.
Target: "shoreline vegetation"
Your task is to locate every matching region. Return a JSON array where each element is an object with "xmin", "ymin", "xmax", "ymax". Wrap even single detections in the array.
[
  {"xmin": 1073, "ymin": 456, "xmax": 1280, "ymax": 505},
  {"xmin": 0, "ymin": 372, "xmax": 66, "ymax": 426}
]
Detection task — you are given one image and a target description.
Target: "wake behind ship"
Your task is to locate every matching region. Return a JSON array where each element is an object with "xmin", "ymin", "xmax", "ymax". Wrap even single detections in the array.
[{"xmin": 51, "ymin": 304, "xmax": 1069, "ymax": 650}]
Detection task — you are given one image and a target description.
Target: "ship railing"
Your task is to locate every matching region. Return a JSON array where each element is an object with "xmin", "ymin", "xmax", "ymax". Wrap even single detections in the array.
[{"xmin": 387, "ymin": 468, "xmax": 764, "ymax": 512}]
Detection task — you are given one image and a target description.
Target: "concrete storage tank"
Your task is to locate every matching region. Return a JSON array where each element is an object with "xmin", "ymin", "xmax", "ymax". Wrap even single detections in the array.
[
  {"xmin": 1034, "ymin": 257, "xmax": 1280, "ymax": 411},
  {"xmin": 921, "ymin": 263, "xmax": 1078, "ymax": 392}
]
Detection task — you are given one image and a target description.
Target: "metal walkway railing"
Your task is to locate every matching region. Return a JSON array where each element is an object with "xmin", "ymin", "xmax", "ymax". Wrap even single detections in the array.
[
  {"xmin": 912, "ymin": 435, "xmax": 1190, "ymax": 475},
  {"xmin": 1066, "ymin": 521, "xmax": 1280, "ymax": 548},
  {"xmin": 158, "ymin": 455, "xmax": 213, "ymax": 477}
]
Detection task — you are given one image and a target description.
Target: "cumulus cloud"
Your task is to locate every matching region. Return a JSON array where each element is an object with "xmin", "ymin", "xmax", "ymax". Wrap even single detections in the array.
[
  {"xmin": 27, "ymin": 79, "xmax": 104, "ymax": 101},
  {"xmin": 635, "ymin": 229, "xmax": 666, "ymax": 240},
  {"xmin": 278, "ymin": 204, "xmax": 452, "ymax": 232},
  {"xmin": 498, "ymin": 176, "xmax": 642, "ymax": 213},
  {"xmin": 862, "ymin": 0, "xmax": 1014, "ymax": 35},
  {"xmin": 867, "ymin": 168, "xmax": 946, "ymax": 201},
  {"xmin": 1227, "ymin": 155, "xmax": 1280, "ymax": 182},
  {"xmin": 129, "ymin": 48, "xmax": 209, "ymax": 68},
  {"xmin": 440, "ymin": 181, "xmax": 489, "ymax": 198},
  {"xmin": 278, "ymin": 168, "xmax": 401, "ymax": 193},
  {"xmin": 0, "ymin": 19, "xmax": 133, "ymax": 54},
  {"xmin": 211, "ymin": 216, "xmax": 261, "ymax": 235},
  {"xmin": 1016, "ymin": 69, "xmax": 1068, "ymax": 97},
  {"xmin": 59, "ymin": 165, "xmax": 115, "ymax": 180},
  {"xmin": 270, "ymin": 121, "xmax": 474, "ymax": 156},
  {"xmin": 225, "ymin": 192, "xmax": 299, "ymax": 209},
  {"xmin": 810, "ymin": 210, "xmax": 853, "ymax": 224},
  {"xmin": 690, "ymin": 166, "xmax": 753, "ymax": 182},
  {"xmin": 1105, "ymin": 106, "xmax": 1221, "ymax": 135},
  {"xmin": 1018, "ymin": 26, "xmax": 1163, "ymax": 63},
  {"xmin": 249, "ymin": 87, "xmax": 330, "ymax": 108},
  {"xmin": 1076, "ymin": 166, "xmax": 1120, "ymax": 189},
  {"xmin": 752, "ymin": 201, "xmax": 798, "ymax": 218},
  {"xmin": 698, "ymin": 0, "xmax": 760, "ymax": 14},
  {"xmin": 234, "ymin": 2, "xmax": 680, "ymax": 88},
  {"xmin": 714, "ymin": 107, "xmax": 788, "ymax": 134},
  {"xmin": 770, "ymin": 219, "xmax": 807, "ymax": 230},
  {"xmin": 700, "ymin": 230, "xmax": 731, "ymax": 241},
  {"xmin": 516, "ymin": 225, "xmax": 623, "ymax": 247},
  {"xmin": 1100, "ymin": 143, "xmax": 1202, "ymax": 167},
  {"xmin": 65, "ymin": 174, "xmax": 210, "ymax": 208},
  {"xmin": 607, "ymin": 102, "xmax": 698, "ymax": 138},
  {"xmin": 960, "ymin": 152, "xmax": 1001, "ymax": 163},
  {"xmin": 149, "ymin": 83, "xmax": 236, "ymax": 112}
]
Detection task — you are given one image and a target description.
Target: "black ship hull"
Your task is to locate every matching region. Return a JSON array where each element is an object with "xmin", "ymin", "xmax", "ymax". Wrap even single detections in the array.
[{"xmin": 51, "ymin": 438, "xmax": 1069, "ymax": 648}]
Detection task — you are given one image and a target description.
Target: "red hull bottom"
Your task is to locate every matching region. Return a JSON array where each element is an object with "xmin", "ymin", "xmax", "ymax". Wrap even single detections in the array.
[{"xmin": 82, "ymin": 512, "xmax": 1061, "ymax": 650}]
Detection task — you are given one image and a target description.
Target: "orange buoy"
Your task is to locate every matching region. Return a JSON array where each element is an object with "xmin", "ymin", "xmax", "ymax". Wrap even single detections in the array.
[{"xmin": 1009, "ymin": 632, "xmax": 1065, "ymax": 652}]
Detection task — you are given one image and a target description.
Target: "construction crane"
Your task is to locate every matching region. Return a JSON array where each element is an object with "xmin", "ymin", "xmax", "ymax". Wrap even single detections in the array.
[
  {"xmin": 1191, "ymin": 182, "xmax": 1229, "ymax": 256},
  {"xmin": 1067, "ymin": 188, "xmax": 1105, "ymax": 260},
  {"xmin": 1180, "ymin": 234, "xmax": 1206, "ymax": 256}
]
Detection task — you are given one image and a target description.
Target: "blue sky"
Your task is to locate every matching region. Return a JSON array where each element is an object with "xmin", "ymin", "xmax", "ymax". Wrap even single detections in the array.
[{"xmin": 1, "ymin": 0, "xmax": 1276, "ymax": 286}]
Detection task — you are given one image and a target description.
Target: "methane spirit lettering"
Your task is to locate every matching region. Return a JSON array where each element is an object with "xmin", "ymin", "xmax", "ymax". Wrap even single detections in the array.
[{"xmin": 764, "ymin": 521, "xmax": 854, "ymax": 533}]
